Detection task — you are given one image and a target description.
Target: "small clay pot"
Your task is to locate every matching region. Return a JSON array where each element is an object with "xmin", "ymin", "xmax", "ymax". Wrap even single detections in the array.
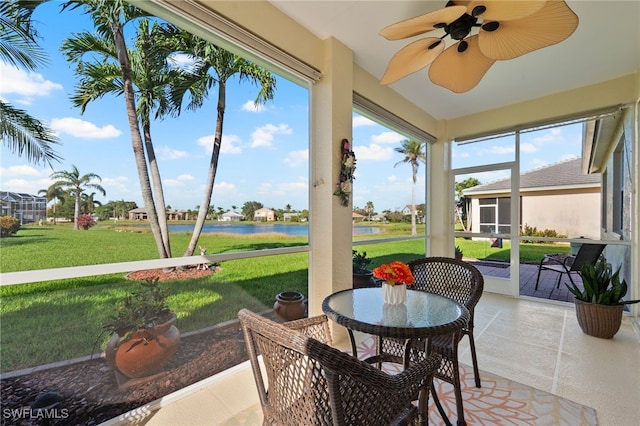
[{"xmin": 273, "ymin": 291, "xmax": 306, "ymax": 322}]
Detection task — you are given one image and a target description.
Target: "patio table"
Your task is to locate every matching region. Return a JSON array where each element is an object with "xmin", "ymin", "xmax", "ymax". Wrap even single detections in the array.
[{"xmin": 322, "ymin": 287, "xmax": 469, "ymax": 425}]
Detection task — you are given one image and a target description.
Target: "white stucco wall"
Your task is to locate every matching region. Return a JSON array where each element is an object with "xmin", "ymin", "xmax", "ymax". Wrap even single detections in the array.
[{"xmin": 522, "ymin": 191, "xmax": 601, "ymax": 239}]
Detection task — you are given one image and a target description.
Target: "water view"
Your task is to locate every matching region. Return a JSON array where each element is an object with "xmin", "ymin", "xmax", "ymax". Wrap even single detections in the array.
[{"xmin": 161, "ymin": 223, "xmax": 382, "ymax": 236}]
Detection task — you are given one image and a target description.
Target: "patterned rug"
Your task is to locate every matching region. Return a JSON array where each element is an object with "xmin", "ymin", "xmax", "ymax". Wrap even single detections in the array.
[{"xmin": 225, "ymin": 336, "xmax": 597, "ymax": 425}]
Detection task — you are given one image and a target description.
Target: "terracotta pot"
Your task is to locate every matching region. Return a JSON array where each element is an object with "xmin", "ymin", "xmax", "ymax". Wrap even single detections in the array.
[
  {"xmin": 273, "ymin": 291, "xmax": 306, "ymax": 322},
  {"xmin": 574, "ymin": 299, "xmax": 624, "ymax": 339},
  {"xmin": 106, "ymin": 312, "xmax": 181, "ymax": 379}
]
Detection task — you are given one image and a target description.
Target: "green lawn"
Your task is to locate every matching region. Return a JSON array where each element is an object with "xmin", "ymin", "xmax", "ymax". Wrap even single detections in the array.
[{"xmin": 0, "ymin": 222, "xmax": 568, "ymax": 372}]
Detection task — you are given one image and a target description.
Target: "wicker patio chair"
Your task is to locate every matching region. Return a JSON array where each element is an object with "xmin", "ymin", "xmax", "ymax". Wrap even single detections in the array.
[
  {"xmin": 535, "ymin": 243, "xmax": 606, "ymax": 290},
  {"xmin": 379, "ymin": 257, "xmax": 483, "ymax": 426},
  {"xmin": 238, "ymin": 308, "xmax": 441, "ymax": 426}
]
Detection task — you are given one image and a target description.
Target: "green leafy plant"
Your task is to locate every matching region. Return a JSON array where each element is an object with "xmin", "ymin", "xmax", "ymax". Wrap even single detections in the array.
[
  {"xmin": 103, "ymin": 278, "xmax": 173, "ymax": 344},
  {"xmin": 566, "ymin": 259, "xmax": 640, "ymax": 306},
  {"xmin": 455, "ymin": 246, "xmax": 463, "ymax": 256},
  {"xmin": 352, "ymin": 250, "xmax": 372, "ymax": 273},
  {"xmin": 0, "ymin": 216, "xmax": 20, "ymax": 237}
]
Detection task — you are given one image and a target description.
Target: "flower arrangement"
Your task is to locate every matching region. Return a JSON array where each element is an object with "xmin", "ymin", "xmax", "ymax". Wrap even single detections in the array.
[
  {"xmin": 333, "ymin": 138, "xmax": 356, "ymax": 207},
  {"xmin": 373, "ymin": 261, "xmax": 415, "ymax": 286}
]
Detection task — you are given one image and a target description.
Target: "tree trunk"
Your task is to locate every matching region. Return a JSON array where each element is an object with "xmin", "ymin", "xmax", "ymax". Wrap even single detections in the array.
[
  {"xmin": 184, "ymin": 83, "xmax": 226, "ymax": 257},
  {"xmin": 112, "ymin": 22, "xmax": 168, "ymax": 258},
  {"xmin": 142, "ymin": 121, "xmax": 171, "ymax": 257}
]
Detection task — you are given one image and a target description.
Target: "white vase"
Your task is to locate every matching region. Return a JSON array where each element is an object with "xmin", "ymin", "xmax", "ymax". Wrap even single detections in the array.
[{"xmin": 382, "ymin": 282, "xmax": 406, "ymax": 305}]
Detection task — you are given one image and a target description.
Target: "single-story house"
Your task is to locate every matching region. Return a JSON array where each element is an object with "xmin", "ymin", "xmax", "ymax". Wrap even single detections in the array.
[
  {"xmin": 283, "ymin": 212, "xmax": 300, "ymax": 221},
  {"xmin": 253, "ymin": 208, "xmax": 275, "ymax": 222},
  {"xmin": 128, "ymin": 207, "xmax": 148, "ymax": 221},
  {"xmin": 463, "ymin": 158, "xmax": 601, "ymax": 238},
  {"xmin": 220, "ymin": 211, "xmax": 244, "ymax": 222}
]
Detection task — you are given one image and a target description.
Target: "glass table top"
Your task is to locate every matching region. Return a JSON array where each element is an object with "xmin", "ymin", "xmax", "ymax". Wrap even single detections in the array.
[{"xmin": 322, "ymin": 287, "xmax": 468, "ymax": 337}]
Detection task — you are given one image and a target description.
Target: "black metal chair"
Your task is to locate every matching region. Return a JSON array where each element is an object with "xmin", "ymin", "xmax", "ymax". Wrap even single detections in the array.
[{"xmin": 535, "ymin": 243, "xmax": 606, "ymax": 290}]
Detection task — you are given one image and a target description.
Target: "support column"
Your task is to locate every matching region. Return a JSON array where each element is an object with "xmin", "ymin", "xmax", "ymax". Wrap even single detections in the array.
[
  {"xmin": 427, "ymin": 127, "xmax": 453, "ymax": 257},
  {"xmin": 308, "ymin": 37, "xmax": 353, "ymax": 318}
]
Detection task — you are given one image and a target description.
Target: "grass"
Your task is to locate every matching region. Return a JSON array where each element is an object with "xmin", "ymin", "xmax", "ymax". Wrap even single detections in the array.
[{"xmin": 0, "ymin": 222, "xmax": 569, "ymax": 372}]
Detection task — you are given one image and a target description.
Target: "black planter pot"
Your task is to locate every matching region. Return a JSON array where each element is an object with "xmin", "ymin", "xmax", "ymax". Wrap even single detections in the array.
[{"xmin": 353, "ymin": 270, "xmax": 376, "ymax": 288}]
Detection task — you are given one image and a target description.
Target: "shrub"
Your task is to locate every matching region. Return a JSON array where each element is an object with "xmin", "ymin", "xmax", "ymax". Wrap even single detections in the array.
[
  {"xmin": 0, "ymin": 216, "xmax": 20, "ymax": 237},
  {"xmin": 77, "ymin": 214, "xmax": 96, "ymax": 230},
  {"xmin": 520, "ymin": 224, "xmax": 567, "ymax": 243}
]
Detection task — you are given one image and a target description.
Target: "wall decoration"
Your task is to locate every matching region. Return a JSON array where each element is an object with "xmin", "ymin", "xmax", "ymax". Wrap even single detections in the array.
[{"xmin": 334, "ymin": 139, "xmax": 356, "ymax": 207}]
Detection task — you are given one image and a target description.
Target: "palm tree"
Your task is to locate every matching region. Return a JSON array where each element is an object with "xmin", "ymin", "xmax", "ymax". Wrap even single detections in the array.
[
  {"xmin": 394, "ymin": 139, "xmax": 426, "ymax": 236},
  {"xmin": 38, "ymin": 185, "xmax": 67, "ymax": 224},
  {"xmin": 49, "ymin": 165, "xmax": 105, "ymax": 230},
  {"xmin": 61, "ymin": 0, "xmax": 171, "ymax": 257},
  {"xmin": 80, "ymin": 191, "xmax": 102, "ymax": 214},
  {"xmin": 168, "ymin": 32, "xmax": 277, "ymax": 257},
  {"xmin": 0, "ymin": 0, "xmax": 61, "ymax": 167}
]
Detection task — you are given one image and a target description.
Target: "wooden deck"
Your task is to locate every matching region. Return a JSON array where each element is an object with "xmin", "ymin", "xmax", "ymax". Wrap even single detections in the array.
[{"xmin": 466, "ymin": 259, "xmax": 581, "ymax": 303}]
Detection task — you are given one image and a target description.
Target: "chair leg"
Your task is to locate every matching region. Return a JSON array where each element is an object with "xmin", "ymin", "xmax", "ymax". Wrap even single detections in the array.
[
  {"xmin": 431, "ymin": 383, "xmax": 453, "ymax": 426},
  {"xmin": 468, "ymin": 333, "xmax": 481, "ymax": 388},
  {"xmin": 535, "ymin": 265, "xmax": 543, "ymax": 290},
  {"xmin": 451, "ymin": 357, "xmax": 466, "ymax": 426}
]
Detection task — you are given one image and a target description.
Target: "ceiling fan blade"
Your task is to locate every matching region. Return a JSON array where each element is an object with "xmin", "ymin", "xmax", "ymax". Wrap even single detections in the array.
[
  {"xmin": 478, "ymin": 0, "xmax": 578, "ymax": 59},
  {"xmin": 454, "ymin": 0, "xmax": 547, "ymax": 21},
  {"xmin": 380, "ymin": 5, "xmax": 466, "ymax": 40},
  {"xmin": 381, "ymin": 38, "xmax": 445, "ymax": 84},
  {"xmin": 429, "ymin": 35, "xmax": 495, "ymax": 93}
]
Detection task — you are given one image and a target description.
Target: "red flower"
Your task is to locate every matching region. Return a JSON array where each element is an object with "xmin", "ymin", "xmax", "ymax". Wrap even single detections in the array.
[{"xmin": 373, "ymin": 261, "xmax": 415, "ymax": 286}]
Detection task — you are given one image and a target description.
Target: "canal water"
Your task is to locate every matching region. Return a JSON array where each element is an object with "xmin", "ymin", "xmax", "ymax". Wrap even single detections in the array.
[{"xmin": 163, "ymin": 223, "xmax": 381, "ymax": 236}]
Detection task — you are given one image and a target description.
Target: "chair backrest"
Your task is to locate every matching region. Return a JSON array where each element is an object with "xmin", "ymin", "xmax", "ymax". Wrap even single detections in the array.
[
  {"xmin": 238, "ymin": 308, "xmax": 438, "ymax": 426},
  {"xmin": 570, "ymin": 243, "xmax": 606, "ymax": 272},
  {"xmin": 407, "ymin": 257, "xmax": 484, "ymax": 324}
]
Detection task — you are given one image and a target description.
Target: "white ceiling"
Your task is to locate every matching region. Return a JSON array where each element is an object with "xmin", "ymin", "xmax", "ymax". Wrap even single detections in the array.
[{"xmin": 269, "ymin": 1, "xmax": 640, "ymax": 120}]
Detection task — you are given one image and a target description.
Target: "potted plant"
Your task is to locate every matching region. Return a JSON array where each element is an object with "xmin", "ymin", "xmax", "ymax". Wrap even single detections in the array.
[
  {"xmin": 352, "ymin": 250, "xmax": 375, "ymax": 288},
  {"xmin": 103, "ymin": 278, "xmax": 181, "ymax": 379},
  {"xmin": 566, "ymin": 258, "xmax": 639, "ymax": 339},
  {"xmin": 455, "ymin": 245, "xmax": 463, "ymax": 260}
]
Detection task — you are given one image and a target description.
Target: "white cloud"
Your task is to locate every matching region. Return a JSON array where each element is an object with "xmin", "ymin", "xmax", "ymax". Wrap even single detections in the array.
[
  {"xmin": 50, "ymin": 117, "xmax": 121, "ymax": 139},
  {"xmin": 241, "ymin": 100, "xmax": 265, "ymax": 112},
  {"xmin": 197, "ymin": 134, "xmax": 243, "ymax": 154},
  {"xmin": 0, "ymin": 165, "xmax": 44, "ymax": 177},
  {"xmin": 283, "ymin": 149, "xmax": 308, "ymax": 167},
  {"xmin": 487, "ymin": 145, "xmax": 514, "ymax": 155},
  {"xmin": 372, "ymin": 131, "xmax": 404, "ymax": 144},
  {"xmin": 0, "ymin": 62, "xmax": 63, "ymax": 103},
  {"xmin": 354, "ymin": 144, "xmax": 394, "ymax": 161},
  {"xmin": 157, "ymin": 146, "xmax": 189, "ymax": 160},
  {"xmin": 520, "ymin": 142, "xmax": 537, "ymax": 153},
  {"xmin": 353, "ymin": 115, "xmax": 376, "ymax": 128},
  {"xmin": 163, "ymin": 174, "xmax": 195, "ymax": 187},
  {"xmin": 251, "ymin": 123, "xmax": 292, "ymax": 148},
  {"xmin": 212, "ymin": 181, "xmax": 236, "ymax": 193}
]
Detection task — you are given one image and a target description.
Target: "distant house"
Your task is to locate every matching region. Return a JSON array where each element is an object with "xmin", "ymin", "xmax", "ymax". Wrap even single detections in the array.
[
  {"xmin": 283, "ymin": 212, "xmax": 300, "ymax": 221},
  {"xmin": 401, "ymin": 204, "xmax": 417, "ymax": 215},
  {"xmin": 463, "ymin": 158, "xmax": 601, "ymax": 238},
  {"xmin": 128, "ymin": 207, "xmax": 148, "ymax": 221},
  {"xmin": 0, "ymin": 191, "xmax": 47, "ymax": 224},
  {"xmin": 371, "ymin": 214, "xmax": 386, "ymax": 222},
  {"xmin": 220, "ymin": 211, "xmax": 244, "ymax": 222},
  {"xmin": 254, "ymin": 207, "xmax": 275, "ymax": 222},
  {"xmin": 352, "ymin": 212, "xmax": 365, "ymax": 222}
]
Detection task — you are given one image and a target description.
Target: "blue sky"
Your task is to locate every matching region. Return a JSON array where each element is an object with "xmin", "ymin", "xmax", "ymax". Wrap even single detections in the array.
[{"xmin": 0, "ymin": 2, "xmax": 583, "ymax": 214}]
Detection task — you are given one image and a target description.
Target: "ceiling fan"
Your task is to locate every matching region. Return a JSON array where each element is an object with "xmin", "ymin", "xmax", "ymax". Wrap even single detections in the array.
[{"xmin": 380, "ymin": 0, "xmax": 579, "ymax": 93}]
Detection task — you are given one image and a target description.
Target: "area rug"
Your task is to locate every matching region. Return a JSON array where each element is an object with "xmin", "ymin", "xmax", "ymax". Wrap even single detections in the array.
[{"xmin": 225, "ymin": 336, "xmax": 597, "ymax": 425}]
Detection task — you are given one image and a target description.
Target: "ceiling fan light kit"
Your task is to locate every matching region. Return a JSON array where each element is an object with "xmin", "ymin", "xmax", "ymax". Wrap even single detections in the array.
[{"xmin": 380, "ymin": 0, "xmax": 579, "ymax": 93}]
